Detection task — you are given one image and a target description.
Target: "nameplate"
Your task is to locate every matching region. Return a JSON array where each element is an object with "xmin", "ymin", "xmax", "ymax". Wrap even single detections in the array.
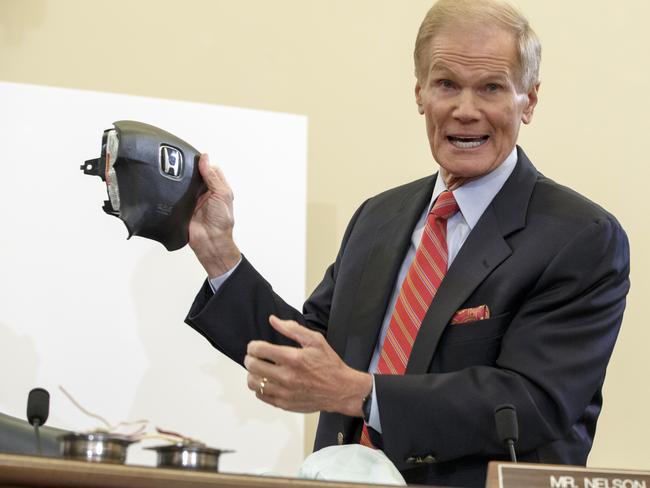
[{"xmin": 487, "ymin": 462, "xmax": 650, "ymax": 488}]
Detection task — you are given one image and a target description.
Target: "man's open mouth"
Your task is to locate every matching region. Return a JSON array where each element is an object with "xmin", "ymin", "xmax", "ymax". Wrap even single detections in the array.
[{"xmin": 447, "ymin": 135, "xmax": 489, "ymax": 149}]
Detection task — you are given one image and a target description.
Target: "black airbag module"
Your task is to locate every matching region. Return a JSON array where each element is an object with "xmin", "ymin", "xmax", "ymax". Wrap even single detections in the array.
[{"xmin": 81, "ymin": 120, "xmax": 206, "ymax": 251}]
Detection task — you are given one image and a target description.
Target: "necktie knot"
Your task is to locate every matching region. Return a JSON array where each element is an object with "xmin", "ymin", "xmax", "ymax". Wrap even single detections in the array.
[{"xmin": 431, "ymin": 190, "xmax": 459, "ymax": 220}]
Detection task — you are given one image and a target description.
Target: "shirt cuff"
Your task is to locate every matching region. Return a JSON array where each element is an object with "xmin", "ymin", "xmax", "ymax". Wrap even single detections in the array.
[
  {"xmin": 207, "ymin": 258, "xmax": 242, "ymax": 293},
  {"xmin": 366, "ymin": 374, "xmax": 382, "ymax": 433}
]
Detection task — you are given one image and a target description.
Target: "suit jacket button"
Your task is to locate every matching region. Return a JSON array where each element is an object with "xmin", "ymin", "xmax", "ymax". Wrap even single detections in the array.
[
  {"xmin": 337, "ymin": 432, "xmax": 344, "ymax": 445},
  {"xmin": 423, "ymin": 455, "xmax": 436, "ymax": 464}
]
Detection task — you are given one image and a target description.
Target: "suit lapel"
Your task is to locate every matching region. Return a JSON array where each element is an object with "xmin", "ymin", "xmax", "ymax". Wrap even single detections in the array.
[
  {"xmin": 406, "ymin": 207, "xmax": 511, "ymax": 373},
  {"xmin": 342, "ymin": 176, "xmax": 436, "ymax": 371},
  {"xmin": 406, "ymin": 147, "xmax": 539, "ymax": 374}
]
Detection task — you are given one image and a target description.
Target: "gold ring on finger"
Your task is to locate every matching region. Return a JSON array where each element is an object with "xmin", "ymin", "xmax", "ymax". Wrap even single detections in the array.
[{"xmin": 259, "ymin": 377, "xmax": 268, "ymax": 396}]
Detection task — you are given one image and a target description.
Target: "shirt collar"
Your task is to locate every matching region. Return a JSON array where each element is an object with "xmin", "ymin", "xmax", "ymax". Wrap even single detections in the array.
[{"xmin": 430, "ymin": 146, "xmax": 518, "ymax": 229}]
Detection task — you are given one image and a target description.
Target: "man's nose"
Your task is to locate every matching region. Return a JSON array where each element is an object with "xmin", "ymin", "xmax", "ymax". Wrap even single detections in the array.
[{"xmin": 452, "ymin": 90, "xmax": 481, "ymax": 122}]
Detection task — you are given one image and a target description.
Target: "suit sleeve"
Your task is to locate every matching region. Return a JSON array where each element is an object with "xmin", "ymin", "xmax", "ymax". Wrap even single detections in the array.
[
  {"xmin": 184, "ymin": 199, "xmax": 369, "ymax": 366},
  {"xmin": 375, "ymin": 216, "xmax": 630, "ymax": 465}
]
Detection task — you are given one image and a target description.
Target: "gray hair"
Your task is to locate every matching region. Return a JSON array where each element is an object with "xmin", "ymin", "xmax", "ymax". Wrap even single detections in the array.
[{"xmin": 414, "ymin": 0, "xmax": 541, "ymax": 92}]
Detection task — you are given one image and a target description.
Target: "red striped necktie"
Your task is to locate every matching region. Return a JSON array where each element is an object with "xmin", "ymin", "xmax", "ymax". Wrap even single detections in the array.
[{"xmin": 360, "ymin": 190, "xmax": 459, "ymax": 447}]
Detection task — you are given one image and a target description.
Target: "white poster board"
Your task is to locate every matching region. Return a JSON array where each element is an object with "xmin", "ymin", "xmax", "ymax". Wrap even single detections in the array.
[{"xmin": 0, "ymin": 81, "xmax": 307, "ymax": 475}]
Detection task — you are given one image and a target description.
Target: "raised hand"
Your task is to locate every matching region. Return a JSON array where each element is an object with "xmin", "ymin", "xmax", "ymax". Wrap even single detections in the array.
[{"xmin": 189, "ymin": 154, "xmax": 241, "ymax": 277}]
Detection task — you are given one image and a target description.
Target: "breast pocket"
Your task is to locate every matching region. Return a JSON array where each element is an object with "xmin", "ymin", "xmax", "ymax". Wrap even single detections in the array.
[{"xmin": 434, "ymin": 312, "xmax": 512, "ymax": 372}]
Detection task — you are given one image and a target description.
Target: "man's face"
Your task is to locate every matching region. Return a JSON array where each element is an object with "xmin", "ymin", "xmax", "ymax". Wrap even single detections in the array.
[{"xmin": 415, "ymin": 25, "xmax": 539, "ymax": 187}]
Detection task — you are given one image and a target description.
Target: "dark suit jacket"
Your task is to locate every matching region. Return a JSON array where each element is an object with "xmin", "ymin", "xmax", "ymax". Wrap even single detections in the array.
[{"xmin": 186, "ymin": 147, "xmax": 630, "ymax": 487}]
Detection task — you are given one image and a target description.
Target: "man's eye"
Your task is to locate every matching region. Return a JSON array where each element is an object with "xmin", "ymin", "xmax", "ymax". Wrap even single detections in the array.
[
  {"xmin": 437, "ymin": 79, "xmax": 455, "ymax": 89},
  {"xmin": 485, "ymin": 83, "xmax": 502, "ymax": 92}
]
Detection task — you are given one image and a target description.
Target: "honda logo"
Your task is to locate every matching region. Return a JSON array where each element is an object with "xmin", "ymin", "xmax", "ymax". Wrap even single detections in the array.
[{"xmin": 159, "ymin": 145, "xmax": 183, "ymax": 180}]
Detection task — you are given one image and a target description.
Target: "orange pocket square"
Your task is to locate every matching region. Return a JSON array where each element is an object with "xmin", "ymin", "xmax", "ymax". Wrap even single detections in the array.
[{"xmin": 450, "ymin": 305, "xmax": 490, "ymax": 325}]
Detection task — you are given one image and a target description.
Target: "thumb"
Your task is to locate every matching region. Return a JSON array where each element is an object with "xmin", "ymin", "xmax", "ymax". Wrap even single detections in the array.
[
  {"xmin": 269, "ymin": 315, "xmax": 319, "ymax": 348},
  {"xmin": 198, "ymin": 153, "xmax": 229, "ymax": 194}
]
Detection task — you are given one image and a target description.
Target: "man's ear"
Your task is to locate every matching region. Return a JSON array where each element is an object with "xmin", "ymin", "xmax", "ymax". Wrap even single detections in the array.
[
  {"xmin": 521, "ymin": 82, "xmax": 540, "ymax": 125},
  {"xmin": 415, "ymin": 82, "xmax": 424, "ymax": 114}
]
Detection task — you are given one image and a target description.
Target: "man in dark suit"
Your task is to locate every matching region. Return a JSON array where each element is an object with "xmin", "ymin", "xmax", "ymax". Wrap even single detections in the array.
[{"xmin": 185, "ymin": 1, "xmax": 630, "ymax": 486}]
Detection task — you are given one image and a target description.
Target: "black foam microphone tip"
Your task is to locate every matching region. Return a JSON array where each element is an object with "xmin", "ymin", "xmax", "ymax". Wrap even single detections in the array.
[
  {"xmin": 494, "ymin": 403, "xmax": 519, "ymax": 443},
  {"xmin": 26, "ymin": 387, "xmax": 50, "ymax": 426}
]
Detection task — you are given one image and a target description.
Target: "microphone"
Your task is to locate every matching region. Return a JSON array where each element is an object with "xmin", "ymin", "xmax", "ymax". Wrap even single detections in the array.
[
  {"xmin": 494, "ymin": 403, "xmax": 518, "ymax": 463},
  {"xmin": 26, "ymin": 388, "xmax": 50, "ymax": 455}
]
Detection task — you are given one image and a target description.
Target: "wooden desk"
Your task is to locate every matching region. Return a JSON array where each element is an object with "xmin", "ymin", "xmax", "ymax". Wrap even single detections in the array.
[{"xmin": 0, "ymin": 453, "xmax": 414, "ymax": 488}]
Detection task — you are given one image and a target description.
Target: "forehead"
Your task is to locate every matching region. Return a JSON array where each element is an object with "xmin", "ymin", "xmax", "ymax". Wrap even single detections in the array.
[{"xmin": 427, "ymin": 25, "xmax": 518, "ymax": 78}]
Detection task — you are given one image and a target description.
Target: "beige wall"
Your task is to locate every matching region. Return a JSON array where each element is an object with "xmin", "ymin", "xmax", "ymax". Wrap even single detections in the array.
[{"xmin": 1, "ymin": 0, "xmax": 648, "ymax": 470}]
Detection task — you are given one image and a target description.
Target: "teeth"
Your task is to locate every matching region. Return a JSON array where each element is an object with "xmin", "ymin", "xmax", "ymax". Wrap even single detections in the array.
[{"xmin": 448, "ymin": 136, "xmax": 488, "ymax": 149}]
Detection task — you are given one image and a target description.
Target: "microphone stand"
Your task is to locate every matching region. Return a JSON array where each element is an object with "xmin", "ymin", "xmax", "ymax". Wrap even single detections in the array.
[
  {"xmin": 506, "ymin": 438, "xmax": 517, "ymax": 463},
  {"xmin": 32, "ymin": 418, "xmax": 42, "ymax": 455}
]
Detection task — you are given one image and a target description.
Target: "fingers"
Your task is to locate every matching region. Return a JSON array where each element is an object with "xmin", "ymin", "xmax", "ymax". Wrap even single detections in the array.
[
  {"xmin": 247, "ymin": 372, "xmax": 305, "ymax": 412},
  {"xmin": 198, "ymin": 153, "xmax": 232, "ymax": 197},
  {"xmin": 247, "ymin": 373, "xmax": 270, "ymax": 395},
  {"xmin": 247, "ymin": 372, "xmax": 283, "ymax": 407},
  {"xmin": 245, "ymin": 338, "xmax": 305, "ymax": 392},
  {"xmin": 268, "ymin": 315, "xmax": 321, "ymax": 348},
  {"xmin": 253, "ymin": 383, "xmax": 284, "ymax": 410},
  {"xmin": 247, "ymin": 341, "xmax": 298, "ymax": 366},
  {"xmin": 197, "ymin": 153, "xmax": 214, "ymax": 186},
  {"xmin": 244, "ymin": 350, "xmax": 281, "ymax": 375}
]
